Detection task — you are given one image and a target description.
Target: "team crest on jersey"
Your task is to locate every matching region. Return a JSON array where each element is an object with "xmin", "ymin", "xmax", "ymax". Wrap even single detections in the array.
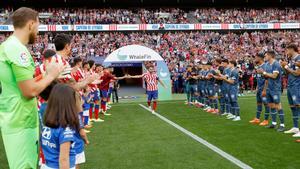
[{"xmin": 19, "ymin": 52, "xmax": 29, "ymax": 65}]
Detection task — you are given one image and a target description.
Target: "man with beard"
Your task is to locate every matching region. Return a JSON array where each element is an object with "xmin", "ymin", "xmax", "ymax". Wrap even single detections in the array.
[
  {"xmin": 0, "ymin": 7, "xmax": 64, "ymax": 169},
  {"xmin": 282, "ymin": 44, "xmax": 300, "ymax": 140}
]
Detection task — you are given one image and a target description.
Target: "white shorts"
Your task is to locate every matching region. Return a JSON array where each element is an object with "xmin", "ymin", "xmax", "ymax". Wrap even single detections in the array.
[
  {"xmin": 75, "ymin": 151, "xmax": 86, "ymax": 165},
  {"xmin": 41, "ymin": 164, "xmax": 75, "ymax": 169},
  {"xmin": 83, "ymin": 110, "xmax": 89, "ymax": 116}
]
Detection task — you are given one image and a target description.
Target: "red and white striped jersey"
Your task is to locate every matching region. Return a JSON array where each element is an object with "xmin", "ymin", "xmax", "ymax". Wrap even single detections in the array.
[
  {"xmin": 35, "ymin": 54, "xmax": 72, "ymax": 82},
  {"xmin": 88, "ymin": 70, "xmax": 98, "ymax": 92},
  {"xmin": 72, "ymin": 68, "xmax": 85, "ymax": 82},
  {"xmin": 143, "ymin": 72, "xmax": 159, "ymax": 91}
]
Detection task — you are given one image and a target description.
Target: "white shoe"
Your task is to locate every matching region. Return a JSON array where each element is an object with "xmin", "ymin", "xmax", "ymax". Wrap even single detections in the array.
[
  {"xmin": 103, "ymin": 112, "xmax": 111, "ymax": 116},
  {"xmin": 233, "ymin": 116, "xmax": 241, "ymax": 121},
  {"xmin": 227, "ymin": 114, "xmax": 235, "ymax": 119},
  {"xmin": 221, "ymin": 112, "xmax": 228, "ymax": 116},
  {"xmin": 284, "ymin": 127, "xmax": 299, "ymax": 134},
  {"xmin": 90, "ymin": 118, "xmax": 96, "ymax": 122},
  {"xmin": 151, "ymin": 110, "xmax": 155, "ymax": 114},
  {"xmin": 148, "ymin": 106, "xmax": 152, "ymax": 110},
  {"xmin": 94, "ymin": 118, "xmax": 104, "ymax": 122},
  {"xmin": 292, "ymin": 132, "xmax": 300, "ymax": 137}
]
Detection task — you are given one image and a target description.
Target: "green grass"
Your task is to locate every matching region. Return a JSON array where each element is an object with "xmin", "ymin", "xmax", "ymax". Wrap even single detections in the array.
[{"xmin": 0, "ymin": 96, "xmax": 299, "ymax": 169}]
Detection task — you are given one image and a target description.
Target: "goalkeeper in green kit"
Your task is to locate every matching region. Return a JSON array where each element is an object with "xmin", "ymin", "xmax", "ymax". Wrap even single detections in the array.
[{"xmin": 0, "ymin": 7, "xmax": 65, "ymax": 169}]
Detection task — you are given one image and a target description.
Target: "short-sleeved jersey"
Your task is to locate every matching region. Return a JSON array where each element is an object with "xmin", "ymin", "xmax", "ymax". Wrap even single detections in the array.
[
  {"xmin": 88, "ymin": 70, "xmax": 98, "ymax": 92},
  {"xmin": 229, "ymin": 68, "xmax": 239, "ymax": 90},
  {"xmin": 222, "ymin": 67, "xmax": 231, "ymax": 90},
  {"xmin": 256, "ymin": 63, "xmax": 267, "ymax": 91},
  {"xmin": 35, "ymin": 54, "xmax": 72, "ymax": 83},
  {"xmin": 143, "ymin": 72, "xmax": 159, "ymax": 91},
  {"xmin": 206, "ymin": 69, "xmax": 216, "ymax": 86},
  {"xmin": 72, "ymin": 68, "xmax": 85, "ymax": 82},
  {"xmin": 187, "ymin": 69, "xmax": 198, "ymax": 85},
  {"xmin": 265, "ymin": 60, "xmax": 282, "ymax": 91},
  {"xmin": 0, "ymin": 35, "xmax": 38, "ymax": 132},
  {"xmin": 99, "ymin": 72, "xmax": 115, "ymax": 90},
  {"xmin": 287, "ymin": 55, "xmax": 300, "ymax": 88},
  {"xmin": 198, "ymin": 69, "xmax": 205, "ymax": 86},
  {"xmin": 41, "ymin": 126, "xmax": 76, "ymax": 168}
]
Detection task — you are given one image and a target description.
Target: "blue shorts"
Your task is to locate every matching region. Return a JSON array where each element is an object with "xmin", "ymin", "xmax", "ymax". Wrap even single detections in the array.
[
  {"xmin": 147, "ymin": 90, "xmax": 158, "ymax": 101},
  {"xmin": 266, "ymin": 90, "xmax": 281, "ymax": 104},
  {"xmin": 287, "ymin": 87, "xmax": 300, "ymax": 106},
  {"xmin": 101, "ymin": 90, "xmax": 108, "ymax": 99},
  {"xmin": 207, "ymin": 86, "xmax": 216, "ymax": 97},
  {"xmin": 256, "ymin": 90, "xmax": 268, "ymax": 104},
  {"xmin": 92, "ymin": 90, "xmax": 100, "ymax": 101},
  {"xmin": 229, "ymin": 89, "xmax": 238, "ymax": 102},
  {"xmin": 108, "ymin": 87, "xmax": 113, "ymax": 95},
  {"xmin": 189, "ymin": 84, "xmax": 198, "ymax": 94}
]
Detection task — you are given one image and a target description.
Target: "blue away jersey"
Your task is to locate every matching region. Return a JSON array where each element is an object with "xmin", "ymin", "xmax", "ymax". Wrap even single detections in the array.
[{"xmin": 41, "ymin": 126, "xmax": 76, "ymax": 168}]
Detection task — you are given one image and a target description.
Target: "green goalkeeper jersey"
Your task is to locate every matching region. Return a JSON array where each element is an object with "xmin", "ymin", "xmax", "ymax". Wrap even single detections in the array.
[{"xmin": 0, "ymin": 35, "xmax": 38, "ymax": 133}]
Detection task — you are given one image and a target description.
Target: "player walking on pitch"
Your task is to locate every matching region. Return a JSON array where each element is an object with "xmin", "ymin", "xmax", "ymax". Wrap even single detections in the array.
[{"xmin": 128, "ymin": 66, "xmax": 167, "ymax": 114}]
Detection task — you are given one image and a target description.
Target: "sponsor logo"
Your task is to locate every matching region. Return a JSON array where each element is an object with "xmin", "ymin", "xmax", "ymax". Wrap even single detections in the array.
[
  {"xmin": 117, "ymin": 50, "xmax": 127, "ymax": 61},
  {"xmin": 42, "ymin": 127, "xmax": 51, "ymax": 139},
  {"xmin": 19, "ymin": 52, "xmax": 29, "ymax": 65}
]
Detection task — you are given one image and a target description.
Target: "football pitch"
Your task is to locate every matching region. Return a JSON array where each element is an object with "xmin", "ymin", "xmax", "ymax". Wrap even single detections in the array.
[{"xmin": 1, "ymin": 95, "xmax": 300, "ymax": 169}]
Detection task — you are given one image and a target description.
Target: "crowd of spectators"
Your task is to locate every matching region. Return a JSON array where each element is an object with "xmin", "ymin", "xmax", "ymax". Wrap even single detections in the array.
[
  {"xmin": 138, "ymin": 8, "xmax": 188, "ymax": 24},
  {"xmin": 1, "ymin": 30, "xmax": 298, "ymax": 93},
  {"xmin": 193, "ymin": 8, "xmax": 300, "ymax": 23},
  {"xmin": 1, "ymin": 8, "xmax": 299, "ymax": 24}
]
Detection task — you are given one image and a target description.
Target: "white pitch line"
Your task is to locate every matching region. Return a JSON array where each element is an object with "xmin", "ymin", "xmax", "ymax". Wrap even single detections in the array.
[{"xmin": 139, "ymin": 104, "xmax": 253, "ymax": 169}]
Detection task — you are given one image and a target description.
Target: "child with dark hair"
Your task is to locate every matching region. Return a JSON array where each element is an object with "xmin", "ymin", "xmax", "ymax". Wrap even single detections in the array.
[
  {"xmin": 41, "ymin": 84, "xmax": 79, "ymax": 169},
  {"xmin": 41, "ymin": 84, "xmax": 89, "ymax": 169}
]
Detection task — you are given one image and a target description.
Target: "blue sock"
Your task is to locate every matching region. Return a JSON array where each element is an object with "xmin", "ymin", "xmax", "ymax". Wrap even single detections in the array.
[
  {"xmin": 206, "ymin": 99, "xmax": 211, "ymax": 107},
  {"xmin": 236, "ymin": 107, "xmax": 240, "ymax": 116},
  {"xmin": 84, "ymin": 116, "xmax": 89, "ymax": 126},
  {"xmin": 264, "ymin": 104, "xmax": 270, "ymax": 120},
  {"xmin": 220, "ymin": 104, "xmax": 225, "ymax": 114},
  {"xmin": 226, "ymin": 103, "xmax": 231, "ymax": 114},
  {"xmin": 291, "ymin": 107, "xmax": 298, "ymax": 128},
  {"xmin": 231, "ymin": 104, "xmax": 236, "ymax": 116},
  {"xmin": 213, "ymin": 99, "xmax": 218, "ymax": 109},
  {"xmin": 278, "ymin": 109, "xmax": 284, "ymax": 125},
  {"xmin": 271, "ymin": 108, "xmax": 277, "ymax": 124},
  {"xmin": 256, "ymin": 104, "xmax": 263, "ymax": 119},
  {"xmin": 232, "ymin": 102, "xmax": 240, "ymax": 116}
]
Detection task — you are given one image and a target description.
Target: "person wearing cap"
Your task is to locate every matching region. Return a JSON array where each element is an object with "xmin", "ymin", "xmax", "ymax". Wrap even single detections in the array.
[
  {"xmin": 249, "ymin": 52, "xmax": 270, "ymax": 126},
  {"xmin": 282, "ymin": 44, "xmax": 300, "ymax": 141},
  {"xmin": 263, "ymin": 50, "xmax": 285, "ymax": 132}
]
